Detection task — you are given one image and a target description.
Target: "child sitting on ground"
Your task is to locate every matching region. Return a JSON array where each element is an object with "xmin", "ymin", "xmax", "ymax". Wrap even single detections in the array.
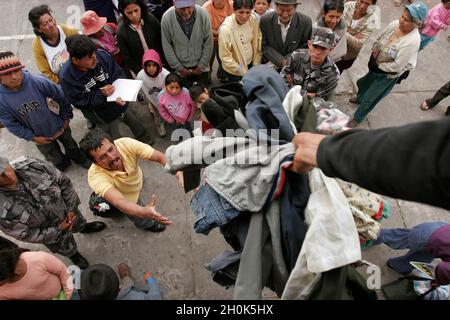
[
  {"xmin": 157, "ymin": 73, "xmax": 196, "ymax": 132},
  {"xmin": 189, "ymin": 83, "xmax": 214, "ymax": 135},
  {"xmin": 136, "ymin": 49, "xmax": 169, "ymax": 137}
]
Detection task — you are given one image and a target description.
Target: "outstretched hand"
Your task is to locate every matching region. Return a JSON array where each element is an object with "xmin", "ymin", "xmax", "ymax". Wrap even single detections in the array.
[{"xmin": 144, "ymin": 194, "xmax": 172, "ymax": 225}]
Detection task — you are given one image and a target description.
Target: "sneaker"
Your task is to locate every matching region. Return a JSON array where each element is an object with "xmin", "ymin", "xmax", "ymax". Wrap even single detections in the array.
[
  {"xmin": 144, "ymin": 222, "xmax": 166, "ymax": 233},
  {"xmin": 349, "ymin": 96, "xmax": 359, "ymax": 104},
  {"xmin": 137, "ymin": 92, "xmax": 145, "ymax": 102},
  {"xmin": 70, "ymin": 252, "xmax": 89, "ymax": 269},
  {"xmin": 86, "ymin": 119, "xmax": 96, "ymax": 130},
  {"xmin": 157, "ymin": 121, "xmax": 167, "ymax": 137},
  {"xmin": 80, "ymin": 221, "xmax": 106, "ymax": 234},
  {"xmin": 56, "ymin": 157, "xmax": 72, "ymax": 171},
  {"xmin": 347, "ymin": 118, "xmax": 359, "ymax": 128}
]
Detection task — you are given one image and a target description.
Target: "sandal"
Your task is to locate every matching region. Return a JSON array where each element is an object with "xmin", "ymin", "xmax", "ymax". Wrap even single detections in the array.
[{"xmin": 420, "ymin": 101, "xmax": 430, "ymax": 111}]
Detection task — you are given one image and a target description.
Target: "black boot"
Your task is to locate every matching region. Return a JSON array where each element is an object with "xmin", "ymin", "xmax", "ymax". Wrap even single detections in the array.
[
  {"xmin": 144, "ymin": 222, "xmax": 166, "ymax": 233},
  {"xmin": 70, "ymin": 252, "xmax": 89, "ymax": 269},
  {"xmin": 80, "ymin": 221, "xmax": 106, "ymax": 234}
]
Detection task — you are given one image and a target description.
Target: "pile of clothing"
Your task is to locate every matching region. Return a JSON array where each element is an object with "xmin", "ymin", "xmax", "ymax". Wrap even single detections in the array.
[{"xmin": 165, "ymin": 65, "xmax": 385, "ymax": 299}]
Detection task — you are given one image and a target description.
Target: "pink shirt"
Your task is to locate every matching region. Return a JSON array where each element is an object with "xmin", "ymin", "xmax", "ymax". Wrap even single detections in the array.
[
  {"xmin": 157, "ymin": 88, "xmax": 195, "ymax": 125},
  {"xmin": 421, "ymin": 3, "xmax": 450, "ymax": 37},
  {"xmin": 0, "ymin": 251, "xmax": 73, "ymax": 300},
  {"xmin": 97, "ymin": 29, "xmax": 119, "ymax": 54}
]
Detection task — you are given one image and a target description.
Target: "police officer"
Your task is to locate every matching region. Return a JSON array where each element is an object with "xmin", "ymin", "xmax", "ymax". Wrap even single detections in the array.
[
  {"xmin": 0, "ymin": 156, "xmax": 106, "ymax": 269},
  {"xmin": 280, "ymin": 26, "xmax": 340, "ymax": 101}
]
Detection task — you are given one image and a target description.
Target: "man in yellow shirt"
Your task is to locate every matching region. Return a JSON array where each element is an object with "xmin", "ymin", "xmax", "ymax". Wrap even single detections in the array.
[{"xmin": 80, "ymin": 128, "xmax": 182, "ymax": 232}]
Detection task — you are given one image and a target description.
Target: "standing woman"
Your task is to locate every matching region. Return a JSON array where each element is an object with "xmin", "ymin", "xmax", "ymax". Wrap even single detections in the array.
[
  {"xmin": 348, "ymin": 2, "xmax": 427, "ymax": 127},
  {"xmin": 117, "ymin": 0, "xmax": 166, "ymax": 77},
  {"xmin": 337, "ymin": 0, "xmax": 380, "ymax": 73},
  {"xmin": 218, "ymin": 0, "xmax": 262, "ymax": 82},
  {"xmin": 28, "ymin": 5, "xmax": 79, "ymax": 84}
]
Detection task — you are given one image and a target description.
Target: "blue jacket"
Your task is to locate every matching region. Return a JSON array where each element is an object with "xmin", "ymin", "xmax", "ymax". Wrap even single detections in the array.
[
  {"xmin": 60, "ymin": 49, "xmax": 127, "ymax": 123},
  {"xmin": 0, "ymin": 70, "xmax": 71, "ymax": 141}
]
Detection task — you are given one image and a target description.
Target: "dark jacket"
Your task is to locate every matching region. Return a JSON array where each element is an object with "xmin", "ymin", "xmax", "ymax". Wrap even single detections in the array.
[
  {"xmin": 0, "ymin": 156, "xmax": 80, "ymax": 245},
  {"xmin": 83, "ymin": 0, "xmax": 118, "ymax": 24},
  {"xmin": 260, "ymin": 11, "xmax": 312, "ymax": 68},
  {"xmin": 116, "ymin": 12, "xmax": 166, "ymax": 75},
  {"xmin": 60, "ymin": 49, "xmax": 127, "ymax": 124},
  {"xmin": 317, "ymin": 117, "xmax": 450, "ymax": 210}
]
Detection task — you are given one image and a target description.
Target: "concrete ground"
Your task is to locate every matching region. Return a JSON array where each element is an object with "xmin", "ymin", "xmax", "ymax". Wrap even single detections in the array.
[{"xmin": 0, "ymin": 0, "xmax": 449, "ymax": 299}]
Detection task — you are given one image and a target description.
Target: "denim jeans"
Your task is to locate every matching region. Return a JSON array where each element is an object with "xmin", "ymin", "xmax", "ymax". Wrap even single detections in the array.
[
  {"xmin": 373, "ymin": 221, "xmax": 448, "ymax": 273},
  {"xmin": 190, "ymin": 183, "xmax": 242, "ymax": 235}
]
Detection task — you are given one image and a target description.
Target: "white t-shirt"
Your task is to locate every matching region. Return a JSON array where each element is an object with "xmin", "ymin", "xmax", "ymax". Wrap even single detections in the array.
[
  {"xmin": 136, "ymin": 67, "xmax": 170, "ymax": 106},
  {"xmin": 39, "ymin": 25, "xmax": 70, "ymax": 74}
]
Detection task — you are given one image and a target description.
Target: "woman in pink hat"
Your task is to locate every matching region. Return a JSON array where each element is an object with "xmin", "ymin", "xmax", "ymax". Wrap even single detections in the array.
[{"xmin": 80, "ymin": 10, "xmax": 123, "ymax": 66}]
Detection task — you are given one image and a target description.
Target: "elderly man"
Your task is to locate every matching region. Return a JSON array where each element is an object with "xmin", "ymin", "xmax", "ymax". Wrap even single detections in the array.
[
  {"xmin": 0, "ymin": 156, "xmax": 106, "ymax": 269},
  {"xmin": 260, "ymin": 0, "xmax": 312, "ymax": 70},
  {"xmin": 80, "ymin": 128, "xmax": 182, "ymax": 232},
  {"xmin": 281, "ymin": 26, "xmax": 340, "ymax": 100},
  {"xmin": 161, "ymin": 0, "xmax": 213, "ymax": 88},
  {"xmin": 0, "ymin": 51, "xmax": 90, "ymax": 172}
]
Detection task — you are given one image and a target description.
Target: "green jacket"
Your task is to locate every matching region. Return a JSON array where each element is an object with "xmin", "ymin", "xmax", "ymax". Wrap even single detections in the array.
[{"xmin": 161, "ymin": 5, "xmax": 213, "ymax": 71}]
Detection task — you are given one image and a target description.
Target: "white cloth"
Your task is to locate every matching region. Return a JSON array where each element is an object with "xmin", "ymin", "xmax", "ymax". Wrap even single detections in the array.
[
  {"xmin": 282, "ymin": 168, "xmax": 361, "ymax": 299},
  {"xmin": 39, "ymin": 25, "xmax": 70, "ymax": 74},
  {"xmin": 282, "ymin": 85, "xmax": 302, "ymax": 134}
]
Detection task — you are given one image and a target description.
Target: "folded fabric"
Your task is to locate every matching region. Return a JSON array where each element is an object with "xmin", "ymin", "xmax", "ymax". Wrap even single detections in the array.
[
  {"xmin": 242, "ymin": 65, "xmax": 294, "ymax": 143},
  {"xmin": 205, "ymin": 143, "xmax": 296, "ymax": 212},
  {"xmin": 164, "ymin": 136, "xmax": 251, "ymax": 173}
]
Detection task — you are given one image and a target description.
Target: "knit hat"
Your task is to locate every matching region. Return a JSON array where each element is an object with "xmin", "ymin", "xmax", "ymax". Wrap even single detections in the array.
[
  {"xmin": 0, "ymin": 51, "xmax": 25, "ymax": 75},
  {"xmin": 80, "ymin": 10, "xmax": 107, "ymax": 36},
  {"xmin": 0, "ymin": 156, "xmax": 9, "ymax": 175},
  {"xmin": 80, "ymin": 264, "xmax": 120, "ymax": 300}
]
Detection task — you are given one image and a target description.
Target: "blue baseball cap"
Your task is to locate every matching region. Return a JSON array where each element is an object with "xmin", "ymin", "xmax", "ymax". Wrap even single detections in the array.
[
  {"xmin": 405, "ymin": 1, "xmax": 428, "ymax": 26},
  {"xmin": 174, "ymin": 0, "xmax": 195, "ymax": 9}
]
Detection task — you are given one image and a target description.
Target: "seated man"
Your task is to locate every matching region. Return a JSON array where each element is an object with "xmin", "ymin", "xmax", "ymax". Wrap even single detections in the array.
[
  {"xmin": 60, "ymin": 34, "xmax": 154, "ymax": 144},
  {"xmin": 80, "ymin": 128, "xmax": 183, "ymax": 232},
  {"xmin": 0, "ymin": 156, "xmax": 105, "ymax": 269},
  {"xmin": 281, "ymin": 26, "xmax": 340, "ymax": 101}
]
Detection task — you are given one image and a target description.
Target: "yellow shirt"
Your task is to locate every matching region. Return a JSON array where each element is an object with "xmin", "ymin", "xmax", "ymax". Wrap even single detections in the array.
[{"xmin": 87, "ymin": 138, "xmax": 154, "ymax": 203}]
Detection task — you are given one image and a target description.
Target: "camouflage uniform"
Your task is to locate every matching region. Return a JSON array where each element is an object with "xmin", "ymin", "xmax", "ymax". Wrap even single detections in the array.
[
  {"xmin": 280, "ymin": 48, "xmax": 340, "ymax": 101},
  {"xmin": 0, "ymin": 156, "xmax": 86, "ymax": 257}
]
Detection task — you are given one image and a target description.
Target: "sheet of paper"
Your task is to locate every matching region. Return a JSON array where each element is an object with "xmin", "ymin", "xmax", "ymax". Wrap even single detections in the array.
[{"xmin": 106, "ymin": 79, "xmax": 143, "ymax": 102}]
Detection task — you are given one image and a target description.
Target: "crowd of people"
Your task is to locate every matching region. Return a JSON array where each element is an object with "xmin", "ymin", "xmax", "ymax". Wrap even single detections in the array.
[{"xmin": 0, "ymin": 0, "xmax": 449, "ymax": 300}]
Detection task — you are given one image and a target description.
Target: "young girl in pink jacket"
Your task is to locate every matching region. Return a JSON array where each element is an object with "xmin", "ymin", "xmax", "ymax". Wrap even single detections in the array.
[
  {"xmin": 157, "ymin": 73, "xmax": 195, "ymax": 133},
  {"xmin": 420, "ymin": 0, "xmax": 450, "ymax": 50}
]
